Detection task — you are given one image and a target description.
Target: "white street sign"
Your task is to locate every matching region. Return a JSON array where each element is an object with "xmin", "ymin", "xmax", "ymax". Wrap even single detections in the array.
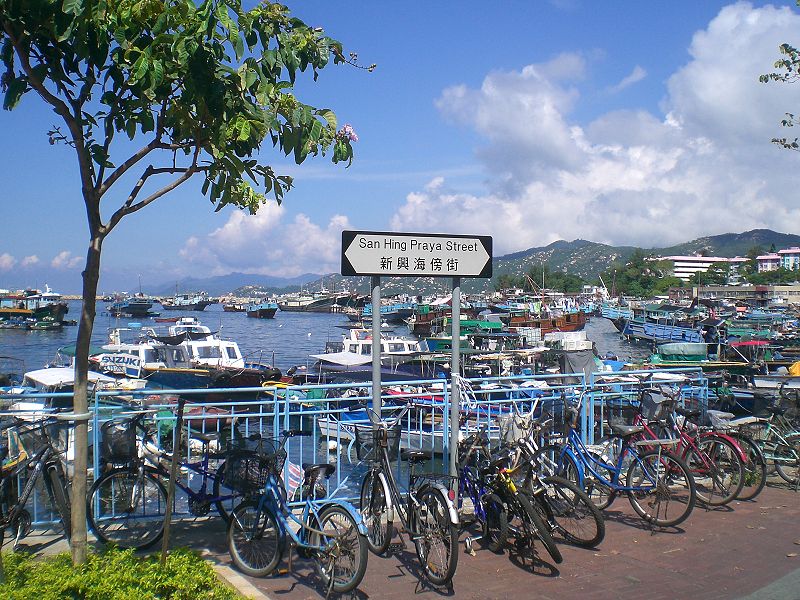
[{"xmin": 341, "ymin": 231, "xmax": 492, "ymax": 278}]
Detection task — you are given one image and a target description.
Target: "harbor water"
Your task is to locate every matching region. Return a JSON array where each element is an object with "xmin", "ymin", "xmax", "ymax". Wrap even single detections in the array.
[{"xmin": 0, "ymin": 300, "xmax": 651, "ymax": 375}]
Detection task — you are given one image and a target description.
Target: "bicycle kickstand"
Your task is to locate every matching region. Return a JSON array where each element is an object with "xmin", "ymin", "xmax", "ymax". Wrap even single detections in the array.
[{"xmin": 464, "ymin": 533, "xmax": 483, "ymax": 556}]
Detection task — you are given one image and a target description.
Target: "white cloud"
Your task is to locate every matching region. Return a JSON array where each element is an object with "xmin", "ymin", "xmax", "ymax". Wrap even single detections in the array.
[
  {"xmin": 0, "ymin": 253, "xmax": 16, "ymax": 272},
  {"xmin": 179, "ymin": 202, "xmax": 353, "ymax": 277},
  {"xmin": 608, "ymin": 65, "xmax": 647, "ymax": 93},
  {"xmin": 51, "ymin": 251, "xmax": 82, "ymax": 269},
  {"xmin": 20, "ymin": 255, "xmax": 39, "ymax": 267},
  {"xmin": 404, "ymin": 3, "xmax": 800, "ymax": 251}
]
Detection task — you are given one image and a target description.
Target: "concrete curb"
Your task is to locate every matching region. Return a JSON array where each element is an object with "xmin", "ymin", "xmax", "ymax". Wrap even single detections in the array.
[{"xmin": 213, "ymin": 563, "xmax": 272, "ymax": 600}]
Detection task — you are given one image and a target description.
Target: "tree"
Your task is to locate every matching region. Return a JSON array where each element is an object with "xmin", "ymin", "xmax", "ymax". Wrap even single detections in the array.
[{"xmin": 1, "ymin": 0, "xmax": 367, "ymax": 564}]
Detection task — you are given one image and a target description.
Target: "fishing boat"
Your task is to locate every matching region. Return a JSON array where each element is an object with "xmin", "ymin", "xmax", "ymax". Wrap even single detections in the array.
[
  {"xmin": 0, "ymin": 286, "xmax": 69, "ymax": 322},
  {"xmin": 108, "ymin": 293, "xmax": 159, "ymax": 318},
  {"xmin": 246, "ymin": 300, "xmax": 278, "ymax": 319},
  {"xmin": 160, "ymin": 292, "xmax": 213, "ymax": 311}
]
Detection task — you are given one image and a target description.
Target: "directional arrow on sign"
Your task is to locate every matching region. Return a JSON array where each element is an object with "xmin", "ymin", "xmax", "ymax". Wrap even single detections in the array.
[{"xmin": 341, "ymin": 230, "xmax": 492, "ymax": 278}]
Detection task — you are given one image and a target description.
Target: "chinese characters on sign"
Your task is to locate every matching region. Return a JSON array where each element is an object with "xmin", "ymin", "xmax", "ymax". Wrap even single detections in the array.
[{"xmin": 341, "ymin": 231, "xmax": 492, "ymax": 278}]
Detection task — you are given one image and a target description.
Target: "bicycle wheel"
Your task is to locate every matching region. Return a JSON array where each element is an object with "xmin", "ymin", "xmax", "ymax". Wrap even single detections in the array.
[
  {"xmin": 212, "ymin": 462, "xmax": 237, "ymax": 522},
  {"xmin": 540, "ymin": 476, "xmax": 605, "ymax": 548},
  {"xmin": 227, "ymin": 500, "xmax": 284, "ymax": 577},
  {"xmin": 512, "ymin": 492, "xmax": 562, "ymax": 564},
  {"xmin": 310, "ymin": 504, "xmax": 368, "ymax": 594},
  {"xmin": 729, "ymin": 433, "xmax": 767, "ymax": 501},
  {"xmin": 87, "ymin": 467, "xmax": 167, "ymax": 550},
  {"xmin": 685, "ymin": 437, "xmax": 744, "ymax": 506},
  {"xmin": 480, "ymin": 492, "xmax": 508, "ymax": 553},
  {"xmin": 359, "ymin": 470, "xmax": 393, "ymax": 555},
  {"xmin": 626, "ymin": 450, "xmax": 696, "ymax": 528},
  {"xmin": 774, "ymin": 435, "xmax": 800, "ymax": 485},
  {"xmin": 46, "ymin": 463, "xmax": 71, "ymax": 542},
  {"xmin": 411, "ymin": 485, "xmax": 459, "ymax": 586}
]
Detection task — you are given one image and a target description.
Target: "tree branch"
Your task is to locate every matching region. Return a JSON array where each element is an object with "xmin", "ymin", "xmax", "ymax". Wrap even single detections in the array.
[
  {"xmin": 104, "ymin": 145, "xmax": 206, "ymax": 233},
  {"xmin": 97, "ymin": 138, "xmax": 161, "ymax": 196}
]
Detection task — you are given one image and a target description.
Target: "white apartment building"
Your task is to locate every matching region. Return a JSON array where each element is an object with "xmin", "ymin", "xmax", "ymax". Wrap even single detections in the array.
[{"xmin": 661, "ymin": 255, "xmax": 747, "ymax": 281}]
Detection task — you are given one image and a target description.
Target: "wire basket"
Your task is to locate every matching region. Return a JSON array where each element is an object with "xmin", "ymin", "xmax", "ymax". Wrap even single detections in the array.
[
  {"xmin": 17, "ymin": 419, "xmax": 69, "ymax": 456},
  {"xmin": 222, "ymin": 437, "xmax": 286, "ymax": 494},
  {"xmin": 353, "ymin": 422, "xmax": 401, "ymax": 461},
  {"xmin": 638, "ymin": 390, "xmax": 672, "ymax": 421},
  {"xmin": 100, "ymin": 417, "xmax": 138, "ymax": 463}
]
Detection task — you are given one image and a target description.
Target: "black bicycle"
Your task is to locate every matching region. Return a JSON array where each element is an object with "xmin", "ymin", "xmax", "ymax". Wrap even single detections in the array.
[
  {"xmin": 358, "ymin": 404, "xmax": 460, "ymax": 586},
  {"xmin": 0, "ymin": 415, "xmax": 72, "ymax": 549}
]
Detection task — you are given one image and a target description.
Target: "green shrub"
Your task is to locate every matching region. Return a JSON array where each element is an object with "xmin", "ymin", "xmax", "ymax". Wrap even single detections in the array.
[{"xmin": 0, "ymin": 547, "xmax": 239, "ymax": 599}]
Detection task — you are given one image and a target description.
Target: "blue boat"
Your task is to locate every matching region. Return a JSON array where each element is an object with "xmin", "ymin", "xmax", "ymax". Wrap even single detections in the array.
[{"xmin": 246, "ymin": 300, "xmax": 278, "ymax": 319}]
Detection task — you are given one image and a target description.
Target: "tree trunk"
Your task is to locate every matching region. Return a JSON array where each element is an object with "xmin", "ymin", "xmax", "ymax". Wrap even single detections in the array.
[{"xmin": 70, "ymin": 236, "xmax": 102, "ymax": 565}]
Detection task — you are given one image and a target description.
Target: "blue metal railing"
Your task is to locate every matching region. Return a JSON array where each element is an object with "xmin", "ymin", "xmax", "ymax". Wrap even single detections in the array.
[{"xmin": 0, "ymin": 366, "xmax": 707, "ymax": 526}]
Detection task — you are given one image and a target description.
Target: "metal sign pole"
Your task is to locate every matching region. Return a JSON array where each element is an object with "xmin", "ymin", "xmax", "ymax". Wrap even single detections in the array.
[
  {"xmin": 449, "ymin": 277, "xmax": 461, "ymax": 482},
  {"xmin": 371, "ymin": 276, "xmax": 382, "ymax": 417}
]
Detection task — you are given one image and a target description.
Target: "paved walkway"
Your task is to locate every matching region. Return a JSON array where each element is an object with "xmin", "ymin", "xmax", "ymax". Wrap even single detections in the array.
[{"xmin": 18, "ymin": 482, "xmax": 800, "ymax": 600}]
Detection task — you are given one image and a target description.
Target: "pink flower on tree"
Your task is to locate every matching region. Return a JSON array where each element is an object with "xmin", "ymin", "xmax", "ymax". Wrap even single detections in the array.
[{"xmin": 337, "ymin": 123, "xmax": 359, "ymax": 142}]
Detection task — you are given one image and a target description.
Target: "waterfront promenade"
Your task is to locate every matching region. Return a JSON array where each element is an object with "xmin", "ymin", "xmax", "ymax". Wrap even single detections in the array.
[{"xmin": 25, "ymin": 482, "xmax": 799, "ymax": 599}]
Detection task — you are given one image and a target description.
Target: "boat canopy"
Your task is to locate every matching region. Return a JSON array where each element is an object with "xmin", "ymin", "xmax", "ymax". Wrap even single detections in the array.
[
  {"xmin": 23, "ymin": 367, "xmax": 116, "ymax": 389},
  {"xmin": 309, "ymin": 352, "xmax": 372, "ymax": 367},
  {"xmin": 656, "ymin": 343, "xmax": 708, "ymax": 357}
]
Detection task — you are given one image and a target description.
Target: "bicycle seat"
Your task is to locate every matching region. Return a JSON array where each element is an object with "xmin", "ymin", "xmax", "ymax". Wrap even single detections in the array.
[
  {"xmin": 302, "ymin": 463, "xmax": 335, "ymax": 479},
  {"xmin": 728, "ymin": 415, "xmax": 765, "ymax": 426},
  {"xmin": 675, "ymin": 407, "xmax": 702, "ymax": 419},
  {"xmin": 400, "ymin": 449, "xmax": 428, "ymax": 463},
  {"xmin": 608, "ymin": 423, "xmax": 645, "ymax": 438}
]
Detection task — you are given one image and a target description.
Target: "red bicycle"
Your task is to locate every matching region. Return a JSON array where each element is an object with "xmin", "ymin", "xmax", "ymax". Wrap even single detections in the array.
[{"xmin": 608, "ymin": 385, "xmax": 747, "ymax": 507}]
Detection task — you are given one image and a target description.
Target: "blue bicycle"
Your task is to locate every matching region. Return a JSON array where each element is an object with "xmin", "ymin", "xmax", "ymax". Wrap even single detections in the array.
[
  {"xmin": 226, "ymin": 429, "xmax": 369, "ymax": 595},
  {"xmin": 536, "ymin": 388, "xmax": 697, "ymax": 528},
  {"xmin": 458, "ymin": 428, "xmax": 507, "ymax": 553}
]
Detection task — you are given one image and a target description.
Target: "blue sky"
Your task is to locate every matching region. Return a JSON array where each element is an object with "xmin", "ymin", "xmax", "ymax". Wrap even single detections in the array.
[{"xmin": 2, "ymin": 1, "xmax": 800, "ymax": 293}]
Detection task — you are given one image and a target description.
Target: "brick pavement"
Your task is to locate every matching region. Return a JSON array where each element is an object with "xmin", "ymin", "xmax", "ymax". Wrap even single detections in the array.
[
  {"xmin": 17, "ymin": 482, "xmax": 800, "ymax": 600},
  {"xmin": 209, "ymin": 483, "xmax": 800, "ymax": 600}
]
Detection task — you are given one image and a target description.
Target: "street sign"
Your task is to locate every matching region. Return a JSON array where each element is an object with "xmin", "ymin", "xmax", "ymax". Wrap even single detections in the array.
[{"xmin": 341, "ymin": 231, "xmax": 493, "ymax": 278}]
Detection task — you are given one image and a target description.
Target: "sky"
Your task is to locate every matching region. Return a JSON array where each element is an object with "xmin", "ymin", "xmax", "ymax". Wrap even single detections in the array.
[{"xmin": 2, "ymin": 1, "xmax": 800, "ymax": 293}]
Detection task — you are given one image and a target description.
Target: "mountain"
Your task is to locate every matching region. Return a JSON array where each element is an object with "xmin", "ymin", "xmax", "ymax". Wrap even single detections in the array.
[
  {"xmin": 300, "ymin": 229, "xmax": 800, "ymax": 295},
  {"xmin": 657, "ymin": 229, "xmax": 800, "ymax": 258},
  {"xmin": 149, "ymin": 272, "xmax": 321, "ymax": 296}
]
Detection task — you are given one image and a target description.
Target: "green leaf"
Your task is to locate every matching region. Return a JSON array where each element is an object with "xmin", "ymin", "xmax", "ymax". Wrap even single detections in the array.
[
  {"xmin": 125, "ymin": 118, "xmax": 137, "ymax": 140},
  {"xmin": 233, "ymin": 34, "xmax": 244, "ymax": 61},
  {"xmin": 3, "ymin": 77, "xmax": 27, "ymax": 111},
  {"xmin": 318, "ymin": 109, "xmax": 337, "ymax": 131},
  {"xmin": 62, "ymin": 0, "xmax": 83, "ymax": 16},
  {"xmin": 238, "ymin": 120, "xmax": 251, "ymax": 141}
]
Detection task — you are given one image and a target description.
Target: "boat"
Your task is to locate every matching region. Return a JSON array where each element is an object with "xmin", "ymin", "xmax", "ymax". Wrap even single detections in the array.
[
  {"xmin": 160, "ymin": 292, "xmax": 213, "ymax": 311},
  {"xmin": 246, "ymin": 300, "xmax": 278, "ymax": 319},
  {"xmin": 92, "ymin": 318, "xmax": 282, "ymax": 391},
  {"xmin": 277, "ymin": 288, "xmax": 361, "ymax": 313},
  {"xmin": 223, "ymin": 303, "xmax": 247, "ymax": 312},
  {"xmin": 0, "ymin": 286, "xmax": 69, "ymax": 322},
  {"xmin": 361, "ymin": 301, "xmax": 417, "ymax": 324},
  {"xmin": 108, "ymin": 293, "xmax": 159, "ymax": 318}
]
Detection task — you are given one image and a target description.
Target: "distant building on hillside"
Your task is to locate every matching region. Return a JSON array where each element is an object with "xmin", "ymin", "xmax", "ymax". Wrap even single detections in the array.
[
  {"xmin": 659, "ymin": 255, "xmax": 747, "ymax": 282},
  {"xmin": 756, "ymin": 253, "xmax": 781, "ymax": 273},
  {"xmin": 778, "ymin": 247, "xmax": 800, "ymax": 270}
]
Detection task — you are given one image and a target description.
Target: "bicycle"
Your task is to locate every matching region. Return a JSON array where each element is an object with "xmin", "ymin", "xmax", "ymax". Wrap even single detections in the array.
[
  {"xmin": 536, "ymin": 386, "xmax": 697, "ymax": 528},
  {"xmin": 358, "ymin": 403, "xmax": 460, "ymax": 586},
  {"xmin": 226, "ymin": 429, "xmax": 368, "ymax": 595},
  {"xmin": 704, "ymin": 409, "xmax": 767, "ymax": 501},
  {"xmin": 0, "ymin": 414, "xmax": 72, "ymax": 549},
  {"xmin": 87, "ymin": 409, "xmax": 244, "ymax": 550},
  {"xmin": 626, "ymin": 385, "xmax": 746, "ymax": 506},
  {"xmin": 458, "ymin": 425, "xmax": 564, "ymax": 564},
  {"xmin": 498, "ymin": 404, "xmax": 605, "ymax": 548},
  {"xmin": 739, "ymin": 402, "xmax": 800, "ymax": 486},
  {"xmin": 457, "ymin": 429, "xmax": 509, "ymax": 553}
]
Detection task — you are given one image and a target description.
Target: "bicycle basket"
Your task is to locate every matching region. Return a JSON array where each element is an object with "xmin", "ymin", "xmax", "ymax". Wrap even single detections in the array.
[
  {"xmin": 100, "ymin": 418, "xmax": 137, "ymax": 462},
  {"xmin": 222, "ymin": 438, "xmax": 286, "ymax": 493},
  {"xmin": 353, "ymin": 422, "xmax": 401, "ymax": 461},
  {"xmin": 639, "ymin": 390, "xmax": 671, "ymax": 421}
]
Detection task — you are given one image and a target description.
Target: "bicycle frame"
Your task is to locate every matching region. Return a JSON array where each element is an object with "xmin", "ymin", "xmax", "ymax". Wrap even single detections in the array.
[
  {"xmin": 0, "ymin": 443, "xmax": 60, "ymax": 527},
  {"xmin": 564, "ymin": 427, "xmax": 664, "ymax": 494}
]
